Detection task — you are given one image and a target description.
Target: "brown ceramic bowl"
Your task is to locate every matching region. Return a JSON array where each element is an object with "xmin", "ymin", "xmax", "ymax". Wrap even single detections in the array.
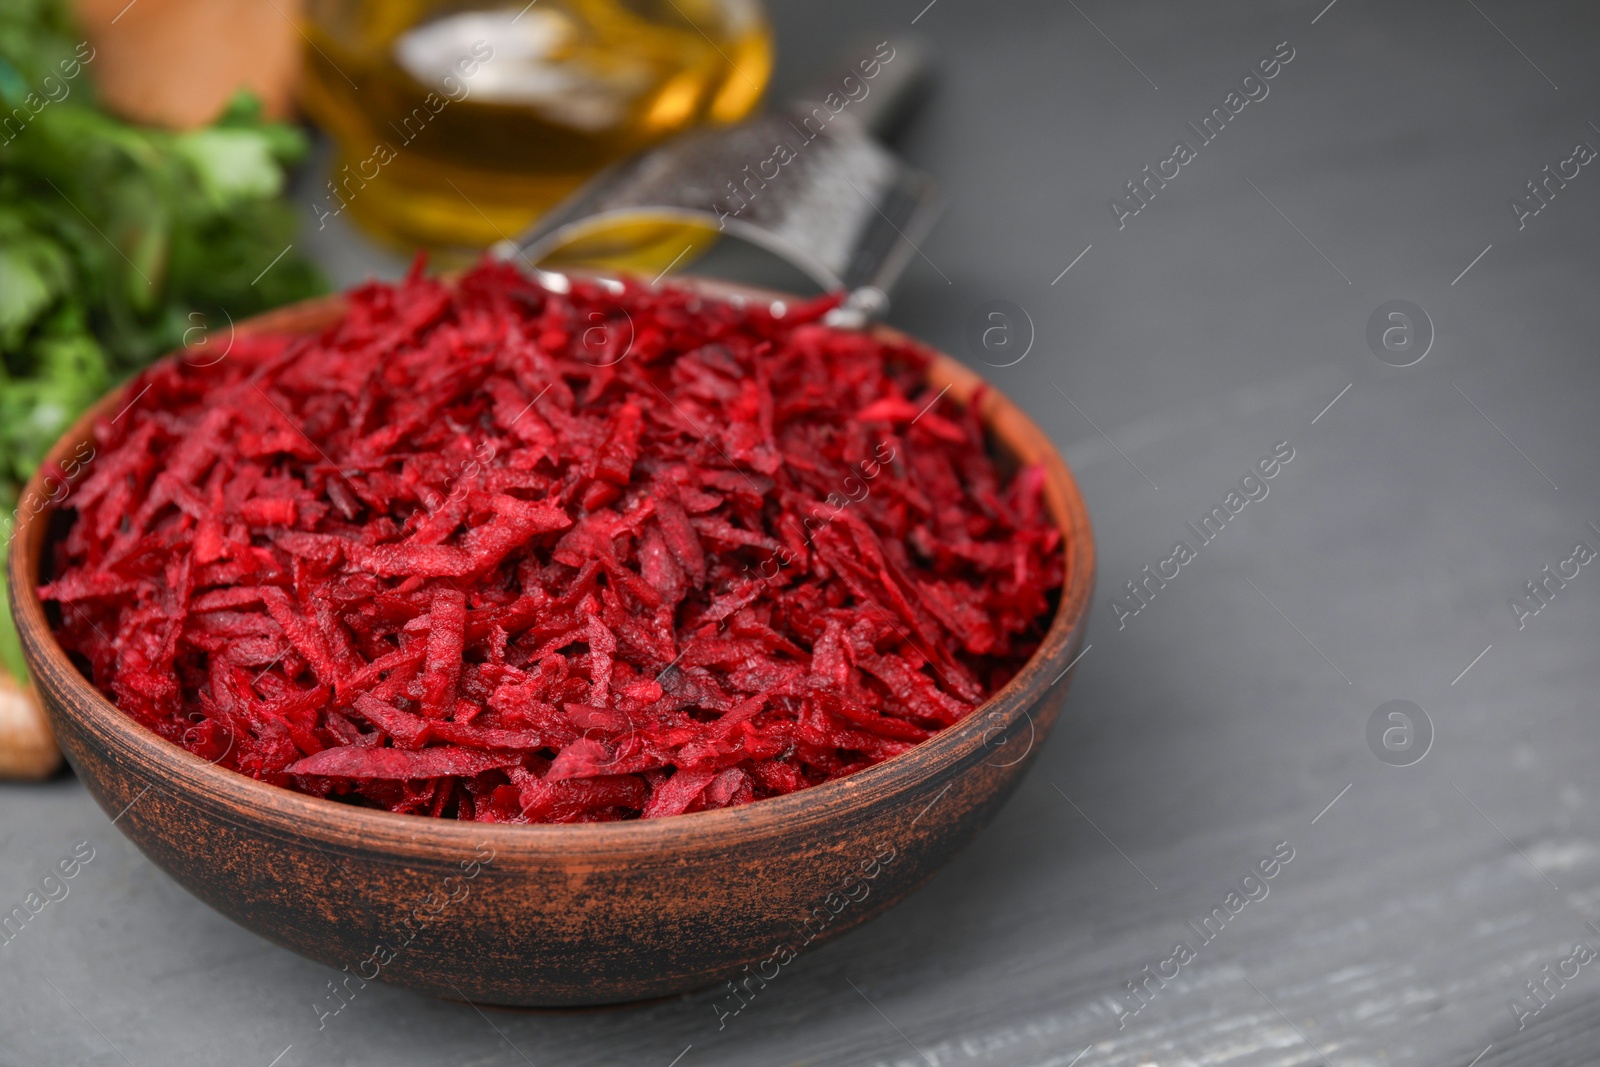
[{"xmin": 8, "ymin": 278, "xmax": 1094, "ymax": 1007}]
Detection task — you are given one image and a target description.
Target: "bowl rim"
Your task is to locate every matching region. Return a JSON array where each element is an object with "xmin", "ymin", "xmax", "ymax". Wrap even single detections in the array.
[{"xmin": 8, "ymin": 274, "xmax": 1095, "ymax": 860}]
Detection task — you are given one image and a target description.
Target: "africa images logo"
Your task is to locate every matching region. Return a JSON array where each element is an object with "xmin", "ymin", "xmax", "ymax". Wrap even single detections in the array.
[{"xmin": 1108, "ymin": 442, "xmax": 1295, "ymax": 630}]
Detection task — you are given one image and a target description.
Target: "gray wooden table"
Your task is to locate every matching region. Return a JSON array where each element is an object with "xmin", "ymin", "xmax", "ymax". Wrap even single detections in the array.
[{"xmin": 7, "ymin": 1, "xmax": 1600, "ymax": 1063}]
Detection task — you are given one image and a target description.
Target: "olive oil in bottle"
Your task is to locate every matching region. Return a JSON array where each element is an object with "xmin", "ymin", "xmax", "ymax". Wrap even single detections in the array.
[{"xmin": 299, "ymin": 0, "xmax": 772, "ymax": 252}]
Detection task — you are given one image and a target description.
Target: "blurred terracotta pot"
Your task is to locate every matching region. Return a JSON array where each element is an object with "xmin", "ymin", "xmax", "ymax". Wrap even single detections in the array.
[{"xmin": 74, "ymin": 0, "xmax": 302, "ymax": 128}]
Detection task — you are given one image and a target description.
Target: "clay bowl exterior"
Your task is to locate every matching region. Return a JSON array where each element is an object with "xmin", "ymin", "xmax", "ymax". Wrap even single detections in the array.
[{"xmin": 8, "ymin": 278, "xmax": 1095, "ymax": 1007}]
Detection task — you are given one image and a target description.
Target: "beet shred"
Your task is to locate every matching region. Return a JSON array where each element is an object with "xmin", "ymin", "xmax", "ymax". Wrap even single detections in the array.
[{"xmin": 41, "ymin": 260, "xmax": 1064, "ymax": 822}]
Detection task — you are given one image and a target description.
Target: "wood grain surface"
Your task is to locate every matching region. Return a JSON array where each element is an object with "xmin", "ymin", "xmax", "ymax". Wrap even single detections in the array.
[{"xmin": 5, "ymin": 0, "xmax": 1600, "ymax": 1062}]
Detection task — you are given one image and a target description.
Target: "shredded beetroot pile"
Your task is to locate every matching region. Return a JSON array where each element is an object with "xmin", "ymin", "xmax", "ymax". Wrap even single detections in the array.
[{"xmin": 42, "ymin": 260, "xmax": 1064, "ymax": 822}]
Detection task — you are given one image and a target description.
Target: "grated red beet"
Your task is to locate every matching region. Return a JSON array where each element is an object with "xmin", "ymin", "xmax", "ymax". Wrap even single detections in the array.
[{"xmin": 41, "ymin": 259, "xmax": 1064, "ymax": 823}]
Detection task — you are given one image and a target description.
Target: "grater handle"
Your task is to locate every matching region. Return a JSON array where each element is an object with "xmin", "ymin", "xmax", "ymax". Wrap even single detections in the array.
[{"xmin": 790, "ymin": 36, "xmax": 935, "ymax": 144}]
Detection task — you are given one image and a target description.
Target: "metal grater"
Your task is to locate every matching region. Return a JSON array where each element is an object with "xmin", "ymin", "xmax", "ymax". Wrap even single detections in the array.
[{"xmin": 504, "ymin": 39, "xmax": 942, "ymax": 324}]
